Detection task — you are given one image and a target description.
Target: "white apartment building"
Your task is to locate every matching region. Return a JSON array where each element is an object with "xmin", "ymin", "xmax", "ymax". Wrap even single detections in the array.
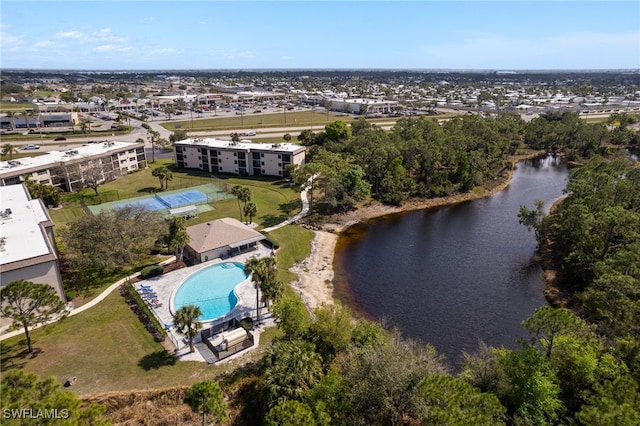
[
  {"xmin": 328, "ymin": 98, "xmax": 399, "ymax": 115},
  {"xmin": 174, "ymin": 138, "xmax": 305, "ymax": 177},
  {"xmin": 0, "ymin": 141, "xmax": 147, "ymax": 191},
  {"xmin": 0, "ymin": 184, "xmax": 65, "ymax": 300}
]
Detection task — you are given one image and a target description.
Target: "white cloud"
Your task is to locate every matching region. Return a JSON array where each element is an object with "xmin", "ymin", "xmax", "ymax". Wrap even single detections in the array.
[
  {"xmin": 281, "ymin": 55, "xmax": 293, "ymax": 61},
  {"xmin": 93, "ymin": 44, "xmax": 131, "ymax": 53},
  {"xmin": 34, "ymin": 40, "xmax": 57, "ymax": 48},
  {"xmin": 148, "ymin": 48, "xmax": 178, "ymax": 56},
  {"xmin": 56, "ymin": 30, "xmax": 84, "ymax": 39},
  {"xmin": 140, "ymin": 17, "xmax": 156, "ymax": 24}
]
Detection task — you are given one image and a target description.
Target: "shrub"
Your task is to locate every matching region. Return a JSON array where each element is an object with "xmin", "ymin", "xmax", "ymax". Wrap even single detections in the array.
[
  {"xmin": 65, "ymin": 290, "xmax": 77, "ymax": 300},
  {"xmin": 140, "ymin": 264, "xmax": 164, "ymax": 279}
]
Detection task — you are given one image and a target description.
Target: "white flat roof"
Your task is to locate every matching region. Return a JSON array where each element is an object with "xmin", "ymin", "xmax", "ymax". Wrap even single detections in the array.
[
  {"xmin": 0, "ymin": 141, "xmax": 143, "ymax": 176},
  {"xmin": 0, "ymin": 185, "xmax": 52, "ymax": 265},
  {"xmin": 175, "ymin": 138, "xmax": 304, "ymax": 153}
]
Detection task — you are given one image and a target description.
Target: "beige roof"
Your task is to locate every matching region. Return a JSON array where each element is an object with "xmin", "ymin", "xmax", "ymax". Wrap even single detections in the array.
[{"xmin": 186, "ymin": 217, "xmax": 265, "ymax": 253}]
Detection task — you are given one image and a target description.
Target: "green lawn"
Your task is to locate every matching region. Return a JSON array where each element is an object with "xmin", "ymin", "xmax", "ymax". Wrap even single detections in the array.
[
  {"xmin": 162, "ymin": 110, "xmax": 352, "ymax": 132},
  {"xmin": 49, "ymin": 158, "xmax": 302, "ymax": 230},
  {"xmin": 1, "ymin": 292, "xmax": 220, "ymax": 396}
]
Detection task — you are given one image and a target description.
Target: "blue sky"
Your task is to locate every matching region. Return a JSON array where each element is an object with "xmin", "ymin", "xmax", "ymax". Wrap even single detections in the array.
[{"xmin": 1, "ymin": 1, "xmax": 639, "ymax": 70}]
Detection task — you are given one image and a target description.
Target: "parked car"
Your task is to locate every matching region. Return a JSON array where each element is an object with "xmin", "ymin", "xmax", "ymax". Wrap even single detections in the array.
[
  {"xmin": 21, "ymin": 144, "xmax": 40, "ymax": 150},
  {"xmin": 54, "ymin": 136, "xmax": 66, "ymax": 141}
]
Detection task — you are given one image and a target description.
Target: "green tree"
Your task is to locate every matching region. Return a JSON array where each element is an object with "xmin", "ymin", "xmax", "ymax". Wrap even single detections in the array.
[
  {"xmin": 184, "ymin": 380, "xmax": 227, "ymax": 426},
  {"xmin": 419, "ymin": 375, "xmax": 506, "ymax": 425},
  {"xmin": 494, "ymin": 346, "xmax": 564, "ymax": 425},
  {"xmin": 174, "ymin": 305, "xmax": 203, "ymax": 353},
  {"xmin": 521, "ymin": 305, "xmax": 586, "ymax": 359},
  {"xmin": 576, "ymin": 375, "xmax": 640, "ymax": 426},
  {"xmin": 231, "ymin": 185, "xmax": 251, "ymax": 223},
  {"xmin": 341, "ymin": 335, "xmax": 448, "ymax": 425},
  {"xmin": 261, "ymin": 340, "xmax": 323, "ymax": 408},
  {"xmin": 0, "ymin": 280, "xmax": 67, "ymax": 353},
  {"xmin": 518, "ymin": 200, "xmax": 546, "ymax": 240},
  {"xmin": 309, "ymin": 303, "xmax": 354, "ymax": 361},
  {"xmin": 166, "ymin": 216, "xmax": 190, "ymax": 263},
  {"xmin": 265, "ymin": 400, "xmax": 330, "ymax": 426},
  {"xmin": 1, "ymin": 370, "xmax": 110, "ymax": 425},
  {"xmin": 283, "ymin": 133, "xmax": 292, "ymax": 143},
  {"xmin": 244, "ymin": 256, "xmax": 277, "ymax": 323},
  {"xmin": 61, "ymin": 206, "xmax": 166, "ymax": 274},
  {"xmin": 271, "ymin": 293, "xmax": 310, "ymax": 339},
  {"xmin": 152, "ymin": 165, "xmax": 169, "ymax": 190},
  {"xmin": 243, "ymin": 202, "xmax": 257, "ymax": 224},
  {"xmin": 2, "ymin": 143, "xmax": 17, "ymax": 160}
]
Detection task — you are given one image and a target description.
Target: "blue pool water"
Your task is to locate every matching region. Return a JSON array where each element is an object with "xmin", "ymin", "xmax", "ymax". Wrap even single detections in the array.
[{"xmin": 173, "ymin": 262, "xmax": 248, "ymax": 321}]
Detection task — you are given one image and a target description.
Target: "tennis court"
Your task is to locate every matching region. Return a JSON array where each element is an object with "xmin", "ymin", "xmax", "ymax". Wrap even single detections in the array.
[{"xmin": 86, "ymin": 184, "xmax": 233, "ymax": 217}]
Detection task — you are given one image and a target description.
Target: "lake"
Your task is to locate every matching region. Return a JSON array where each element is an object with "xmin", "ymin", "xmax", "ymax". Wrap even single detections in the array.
[{"xmin": 334, "ymin": 155, "xmax": 569, "ymax": 367}]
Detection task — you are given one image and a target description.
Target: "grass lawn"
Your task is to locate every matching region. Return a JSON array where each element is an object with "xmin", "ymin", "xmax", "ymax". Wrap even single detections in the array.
[
  {"xmin": 1, "ymin": 291, "xmax": 229, "ymax": 396},
  {"xmin": 49, "ymin": 158, "xmax": 302, "ymax": 230},
  {"xmin": 266, "ymin": 225, "xmax": 314, "ymax": 284},
  {"xmin": 161, "ymin": 110, "xmax": 346, "ymax": 132}
]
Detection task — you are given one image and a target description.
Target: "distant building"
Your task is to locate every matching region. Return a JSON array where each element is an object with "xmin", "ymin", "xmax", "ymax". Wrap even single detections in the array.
[
  {"xmin": 0, "ymin": 141, "xmax": 147, "ymax": 191},
  {"xmin": 0, "ymin": 184, "xmax": 65, "ymax": 301},
  {"xmin": 184, "ymin": 217, "xmax": 267, "ymax": 263},
  {"xmin": 328, "ymin": 98, "xmax": 398, "ymax": 115},
  {"xmin": 173, "ymin": 138, "xmax": 305, "ymax": 178}
]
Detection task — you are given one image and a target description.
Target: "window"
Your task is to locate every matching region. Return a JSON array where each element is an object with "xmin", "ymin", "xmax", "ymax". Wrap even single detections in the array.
[
  {"xmin": 234, "ymin": 160, "xmax": 237, "ymax": 164},
  {"xmin": 278, "ymin": 163, "xmax": 281, "ymax": 167},
  {"xmin": 261, "ymin": 161, "xmax": 264, "ymax": 166},
  {"xmin": 278, "ymin": 154, "xmax": 281, "ymax": 159},
  {"xmin": 261, "ymin": 153, "xmax": 264, "ymax": 157}
]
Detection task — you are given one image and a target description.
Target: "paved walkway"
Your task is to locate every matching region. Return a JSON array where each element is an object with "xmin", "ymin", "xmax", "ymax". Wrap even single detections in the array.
[{"xmin": 0, "ymin": 181, "xmax": 312, "ymax": 348}]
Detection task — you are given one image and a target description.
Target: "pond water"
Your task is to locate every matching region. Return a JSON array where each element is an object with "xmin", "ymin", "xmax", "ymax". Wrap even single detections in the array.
[{"xmin": 334, "ymin": 156, "xmax": 569, "ymax": 367}]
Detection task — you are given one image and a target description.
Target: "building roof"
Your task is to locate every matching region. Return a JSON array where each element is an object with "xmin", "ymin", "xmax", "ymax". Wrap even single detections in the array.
[
  {"xmin": 186, "ymin": 218, "xmax": 266, "ymax": 253},
  {"xmin": 0, "ymin": 141, "xmax": 143, "ymax": 177},
  {"xmin": 175, "ymin": 138, "xmax": 304, "ymax": 154},
  {"xmin": 0, "ymin": 184, "xmax": 55, "ymax": 267}
]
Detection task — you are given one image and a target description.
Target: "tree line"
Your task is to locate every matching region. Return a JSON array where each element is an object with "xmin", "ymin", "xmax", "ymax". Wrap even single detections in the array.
[{"xmin": 290, "ymin": 112, "xmax": 639, "ymax": 211}]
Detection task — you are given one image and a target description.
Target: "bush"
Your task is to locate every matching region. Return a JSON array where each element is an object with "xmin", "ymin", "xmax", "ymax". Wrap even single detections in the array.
[
  {"xmin": 140, "ymin": 264, "xmax": 164, "ymax": 279},
  {"xmin": 65, "ymin": 290, "xmax": 77, "ymax": 300}
]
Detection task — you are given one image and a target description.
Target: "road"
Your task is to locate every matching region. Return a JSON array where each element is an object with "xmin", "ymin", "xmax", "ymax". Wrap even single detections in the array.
[{"xmin": 9, "ymin": 109, "xmax": 617, "ymax": 153}]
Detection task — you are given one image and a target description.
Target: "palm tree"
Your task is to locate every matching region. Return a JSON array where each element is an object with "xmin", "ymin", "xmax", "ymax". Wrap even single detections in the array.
[
  {"xmin": 174, "ymin": 305, "xmax": 203, "ymax": 353},
  {"xmin": 244, "ymin": 202, "xmax": 257, "ymax": 225},
  {"xmin": 244, "ymin": 257, "xmax": 278, "ymax": 323},
  {"xmin": 2, "ymin": 143, "xmax": 17, "ymax": 160},
  {"xmin": 231, "ymin": 185, "xmax": 251, "ymax": 223},
  {"xmin": 6, "ymin": 111, "xmax": 15, "ymax": 131}
]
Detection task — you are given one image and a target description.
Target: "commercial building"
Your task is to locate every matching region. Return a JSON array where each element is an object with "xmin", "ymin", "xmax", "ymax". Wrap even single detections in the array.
[
  {"xmin": 0, "ymin": 141, "xmax": 147, "ymax": 191},
  {"xmin": 328, "ymin": 98, "xmax": 399, "ymax": 115},
  {"xmin": 0, "ymin": 184, "xmax": 65, "ymax": 300},
  {"xmin": 173, "ymin": 138, "xmax": 305, "ymax": 177}
]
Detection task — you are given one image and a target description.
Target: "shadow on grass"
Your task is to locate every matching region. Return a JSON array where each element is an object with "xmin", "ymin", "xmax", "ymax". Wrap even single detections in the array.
[
  {"xmin": 138, "ymin": 350, "xmax": 177, "ymax": 371},
  {"xmin": 0, "ymin": 340, "xmax": 42, "ymax": 372},
  {"xmin": 278, "ymin": 199, "xmax": 301, "ymax": 216},
  {"xmin": 137, "ymin": 187, "xmax": 161, "ymax": 194},
  {"xmin": 260, "ymin": 214, "xmax": 288, "ymax": 228}
]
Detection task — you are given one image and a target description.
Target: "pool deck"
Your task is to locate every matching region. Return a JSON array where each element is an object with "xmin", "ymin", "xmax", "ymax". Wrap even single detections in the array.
[{"xmin": 135, "ymin": 243, "xmax": 274, "ymax": 363}]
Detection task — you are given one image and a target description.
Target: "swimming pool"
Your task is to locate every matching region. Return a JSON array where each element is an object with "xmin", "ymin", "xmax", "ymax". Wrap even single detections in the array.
[{"xmin": 173, "ymin": 262, "xmax": 248, "ymax": 321}]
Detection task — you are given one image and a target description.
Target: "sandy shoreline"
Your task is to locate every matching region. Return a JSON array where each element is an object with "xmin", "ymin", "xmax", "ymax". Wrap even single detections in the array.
[{"xmin": 288, "ymin": 151, "xmax": 546, "ymax": 310}]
